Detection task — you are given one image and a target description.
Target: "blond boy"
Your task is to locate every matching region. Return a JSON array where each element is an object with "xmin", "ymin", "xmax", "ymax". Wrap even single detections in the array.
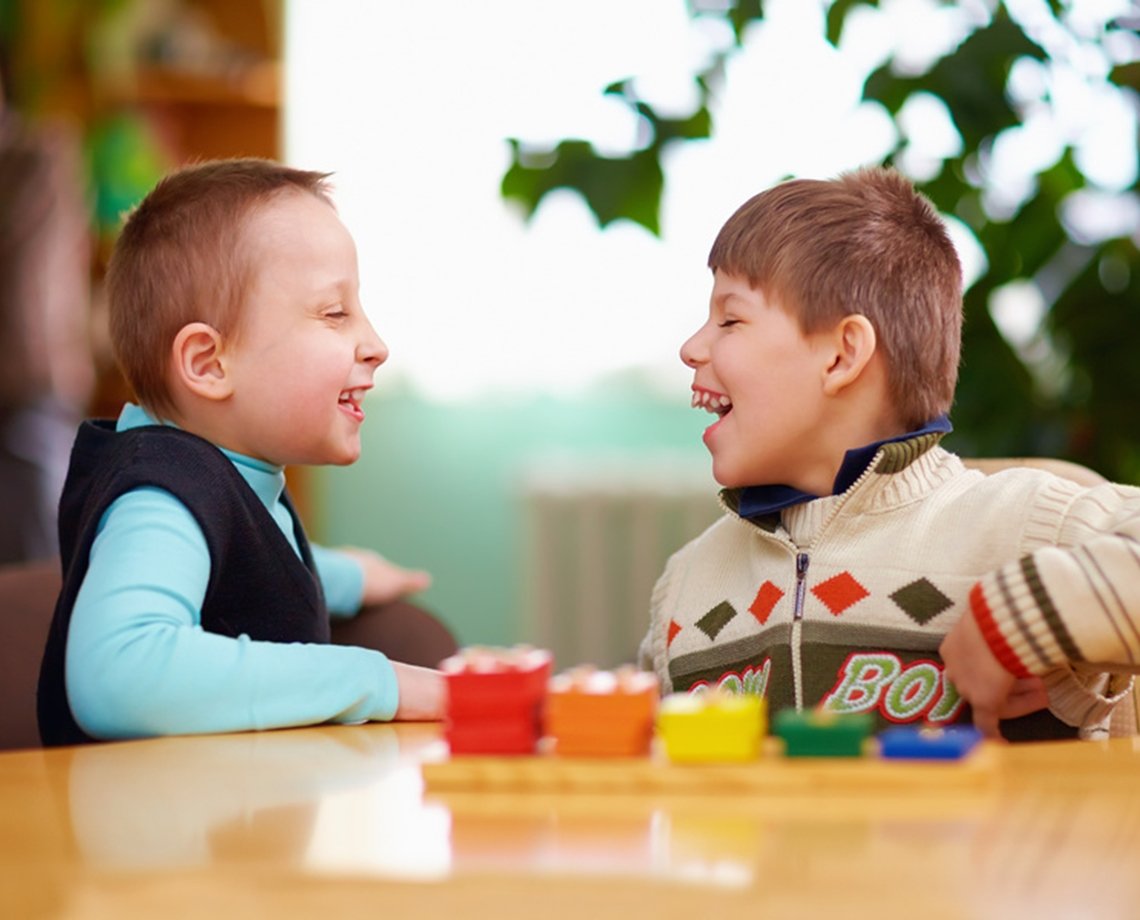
[
  {"xmin": 640, "ymin": 167, "xmax": 1138, "ymax": 740},
  {"xmin": 38, "ymin": 159, "xmax": 443, "ymax": 745}
]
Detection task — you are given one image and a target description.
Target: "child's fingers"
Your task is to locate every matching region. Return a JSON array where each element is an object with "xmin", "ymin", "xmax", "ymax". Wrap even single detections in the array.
[
  {"xmin": 997, "ymin": 677, "xmax": 1049, "ymax": 720},
  {"xmin": 970, "ymin": 676, "xmax": 1048, "ymax": 740},
  {"xmin": 401, "ymin": 569, "xmax": 432, "ymax": 592},
  {"xmin": 971, "ymin": 704, "xmax": 1003, "ymax": 740}
]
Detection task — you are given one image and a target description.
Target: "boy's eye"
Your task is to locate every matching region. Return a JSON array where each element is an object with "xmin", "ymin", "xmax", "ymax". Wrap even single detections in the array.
[
  {"xmin": 324, "ymin": 307, "xmax": 348, "ymax": 319},
  {"xmin": 718, "ymin": 319, "xmax": 739, "ymax": 328}
]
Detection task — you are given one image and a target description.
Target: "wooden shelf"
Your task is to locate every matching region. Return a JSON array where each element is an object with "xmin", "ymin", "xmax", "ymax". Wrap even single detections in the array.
[{"xmin": 108, "ymin": 63, "xmax": 280, "ymax": 109}]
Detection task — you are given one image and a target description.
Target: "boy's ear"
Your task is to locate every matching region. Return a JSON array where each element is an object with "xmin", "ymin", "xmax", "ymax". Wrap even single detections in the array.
[
  {"xmin": 171, "ymin": 322, "xmax": 233, "ymax": 401},
  {"xmin": 821, "ymin": 314, "xmax": 877, "ymax": 397}
]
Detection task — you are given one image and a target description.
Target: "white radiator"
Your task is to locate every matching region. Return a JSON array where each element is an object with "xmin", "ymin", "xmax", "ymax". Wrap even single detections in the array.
[{"xmin": 518, "ymin": 454, "xmax": 721, "ymax": 670}]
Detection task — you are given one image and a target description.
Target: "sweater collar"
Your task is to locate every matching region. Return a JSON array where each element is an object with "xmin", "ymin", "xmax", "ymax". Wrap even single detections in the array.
[
  {"xmin": 733, "ymin": 414, "xmax": 952, "ymax": 521},
  {"xmin": 115, "ymin": 403, "xmax": 287, "ymax": 510}
]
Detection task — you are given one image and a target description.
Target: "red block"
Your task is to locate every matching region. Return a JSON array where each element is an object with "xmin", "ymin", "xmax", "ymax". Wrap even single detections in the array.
[{"xmin": 442, "ymin": 647, "xmax": 553, "ymax": 755}]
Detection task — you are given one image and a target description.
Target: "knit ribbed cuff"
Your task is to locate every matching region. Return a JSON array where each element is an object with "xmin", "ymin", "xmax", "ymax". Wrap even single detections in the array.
[
  {"xmin": 1043, "ymin": 667, "xmax": 1134, "ymax": 736},
  {"xmin": 971, "ymin": 557, "xmax": 1083, "ymax": 677},
  {"xmin": 969, "ymin": 581, "xmax": 1033, "ymax": 679}
]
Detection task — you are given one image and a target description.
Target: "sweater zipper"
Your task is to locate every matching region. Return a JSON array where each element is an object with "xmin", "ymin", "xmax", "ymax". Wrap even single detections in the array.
[
  {"xmin": 791, "ymin": 551, "xmax": 809, "ymax": 711},
  {"xmin": 786, "ymin": 456, "xmax": 876, "ymax": 710}
]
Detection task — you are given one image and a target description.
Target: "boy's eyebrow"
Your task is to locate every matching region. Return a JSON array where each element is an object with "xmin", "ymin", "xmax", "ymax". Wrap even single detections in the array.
[
  {"xmin": 312, "ymin": 275, "xmax": 354, "ymax": 298},
  {"xmin": 712, "ymin": 291, "xmax": 747, "ymax": 311}
]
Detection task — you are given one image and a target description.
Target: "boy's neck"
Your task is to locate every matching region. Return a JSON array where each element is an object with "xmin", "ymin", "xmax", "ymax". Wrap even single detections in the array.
[
  {"xmin": 798, "ymin": 349, "xmax": 908, "ymax": 495},
  {"xmin": 789, "ymin": 404, "xmax": 905, "ymax": 497},
  {"xmin": 737, "ymin": 415, "xmax": 949, "ymax": 519},
  {"xmin": 164, "ymin": 399, "xmax": 249, "ymax": 464},
  {"xmin": 138, "ymin": 400, "xmax": 284, "ymax": 475},
  {"xmin": 829, "ymin": 414, "xmax": 950, "ymax": 492}
]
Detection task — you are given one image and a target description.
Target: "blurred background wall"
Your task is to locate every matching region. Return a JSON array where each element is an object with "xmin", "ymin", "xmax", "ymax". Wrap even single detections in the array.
[{"xmin": 1, "ymin": 0, "xmax": 1137, "ymax": 668}]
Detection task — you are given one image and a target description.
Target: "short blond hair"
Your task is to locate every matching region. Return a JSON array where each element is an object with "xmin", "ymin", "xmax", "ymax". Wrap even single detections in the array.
[
  {"xmin": 708, "ymin": 167, "xmax": 963, "ymax": 428},
  {"xmin": 105, "ymin": 158, "xmax": 333, "ymax": 418}
]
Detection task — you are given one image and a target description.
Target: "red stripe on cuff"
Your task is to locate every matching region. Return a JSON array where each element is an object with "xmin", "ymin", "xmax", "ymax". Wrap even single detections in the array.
[{"xmin": 970, "ymin": 582, "xmax": 1033, "ymax": 679}]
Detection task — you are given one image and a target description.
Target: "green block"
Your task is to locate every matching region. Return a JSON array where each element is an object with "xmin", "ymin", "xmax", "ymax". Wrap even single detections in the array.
[{"xmin": 773, "ymin": 709, "xmax": 873, "ymax": 758}]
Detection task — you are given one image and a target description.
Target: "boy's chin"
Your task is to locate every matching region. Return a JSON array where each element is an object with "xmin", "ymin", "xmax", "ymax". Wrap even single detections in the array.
[
  {"xmin": 291, "ymin": 444, "xmax": 362, "ymax": 467},
  {"xmin": 710, "ymin": 466, "xmax": 745, "ymax": 489},
  {"xmin": 327, "ymin": 447, "xmax": 362, "ymax": 466},
  {"xmin": 709, "ymin": 454, "xmax": 743, "ymax": 488},
  {"xmin": 711, "ymin": 461, "xmax": 770, "ymax": 491}
]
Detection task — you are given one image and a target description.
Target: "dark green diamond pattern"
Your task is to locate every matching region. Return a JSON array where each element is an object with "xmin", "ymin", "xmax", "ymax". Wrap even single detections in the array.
[
  {"xmin": 889, "ymin": 578, "xmax": 953, "ymax": 625},
  {"xmin": 695, "ymin": 601, "xmax": 738, "ymax": 641}
]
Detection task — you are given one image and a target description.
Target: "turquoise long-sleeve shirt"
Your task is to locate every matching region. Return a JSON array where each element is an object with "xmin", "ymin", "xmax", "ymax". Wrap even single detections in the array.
[{"xmin": 64, "ymin": 404, "xmax": 400, "ymax": 740}]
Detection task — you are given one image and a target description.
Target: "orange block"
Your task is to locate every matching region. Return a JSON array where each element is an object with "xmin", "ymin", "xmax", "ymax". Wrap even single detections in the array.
[{"xmin": 546, "ymin": 668, "xmax": 659, "ymax": 757}]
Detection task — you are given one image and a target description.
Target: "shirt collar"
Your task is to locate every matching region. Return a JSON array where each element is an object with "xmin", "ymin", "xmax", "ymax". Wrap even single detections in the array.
[
  {"xmin": 736, "ymin": 414, "xmax": 952, "ymax": 520},
  {"xmin": 115, "ymin": 403, "xmax": 287, "ymax": 509}
]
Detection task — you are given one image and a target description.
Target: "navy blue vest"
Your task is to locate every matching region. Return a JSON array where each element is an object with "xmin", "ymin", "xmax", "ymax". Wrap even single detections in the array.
[{"xmin": 37, "ymin": 421, "xmax": 329, "ymax": 746}]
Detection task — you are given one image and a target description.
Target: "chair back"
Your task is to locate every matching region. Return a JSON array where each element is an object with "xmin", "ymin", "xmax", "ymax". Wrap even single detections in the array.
[
  {"xmin": 962, "ymin": 456, "xmax": 1107, "ymax": 488},
  {"xmin": 0, "ymin": 560, "xmax": 60, "ymax": 750}
]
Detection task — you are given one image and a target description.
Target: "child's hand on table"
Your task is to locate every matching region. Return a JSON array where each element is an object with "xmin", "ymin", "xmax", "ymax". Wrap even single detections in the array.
[
  {"xmin": 940, "ymin": 608, "xmax": 1049, "ymax": 739},
  {"xmin": 339, "ymin": 547, "xmax": 432, "ymax": 605},
  {"xmin": 392, "ymin": 662, "xmax": 445, "ymax": 721}
]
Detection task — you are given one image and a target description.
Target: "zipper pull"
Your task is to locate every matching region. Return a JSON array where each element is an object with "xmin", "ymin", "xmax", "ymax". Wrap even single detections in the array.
[{"xmin": 793, "ymin": 552, "xmax": 809, "ymax": 621}]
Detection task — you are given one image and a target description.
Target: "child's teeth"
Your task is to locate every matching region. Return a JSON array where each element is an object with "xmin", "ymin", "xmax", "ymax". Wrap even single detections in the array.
[{"xmin": 692, "ymin": 389, "xmax": 731, "ymax": 413}]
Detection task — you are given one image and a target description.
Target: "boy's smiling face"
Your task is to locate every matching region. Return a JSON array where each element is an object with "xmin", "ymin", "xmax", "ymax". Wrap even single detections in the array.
[
  {"xmin": 682, "ymin": 271, "xmax": 837, "ymax": 492},
  {"xmin": 218, "ymin": 190, "xmax": 387, "ymax": 467}
]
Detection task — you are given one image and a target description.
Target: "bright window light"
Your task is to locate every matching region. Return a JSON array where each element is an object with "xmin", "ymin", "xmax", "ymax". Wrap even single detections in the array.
[
  {"xmin": 283, "ymin": 0, "xmax": 893, "ymax": 400},
  {"xmin": 283, "ymin": 0, "xmax": 1125, "ymax": 401}
]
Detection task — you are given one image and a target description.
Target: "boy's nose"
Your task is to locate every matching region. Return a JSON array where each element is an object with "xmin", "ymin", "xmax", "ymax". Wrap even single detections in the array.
[
  {"xmin": 680, "ymin": 327, "xmax": 707, "ymax": 368},
  {"xmin": 358, "ymin": 318, "xmax": 389, "ymax": 367}
]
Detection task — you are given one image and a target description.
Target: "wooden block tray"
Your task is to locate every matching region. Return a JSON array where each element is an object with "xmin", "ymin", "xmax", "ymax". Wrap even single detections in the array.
[{"xmin": 420, "ymin": 738, "xmax": 998, "ymax": 797}]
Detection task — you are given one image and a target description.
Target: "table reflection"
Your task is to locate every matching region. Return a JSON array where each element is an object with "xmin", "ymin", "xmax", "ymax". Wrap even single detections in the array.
[
  {"xmin": 424, "ymin": 764, "xmax": 1000, "ymax": 891},
  {"xmin": 65, "ymin": 723, "xmax": 443, "ymax": 872},
  {"xmin": 30, "ymin": 724, "xmax": 1140, "ymax": 918}
]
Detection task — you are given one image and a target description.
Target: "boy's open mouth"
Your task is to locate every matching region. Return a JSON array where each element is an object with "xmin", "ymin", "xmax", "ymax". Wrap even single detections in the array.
[
  {"xmin": 338, "ymin": 388, "xmax": 367, "ymax": 421},
  {"xmin": 691, "ymin": 386, "xmax": 732, "ymax": 419}
]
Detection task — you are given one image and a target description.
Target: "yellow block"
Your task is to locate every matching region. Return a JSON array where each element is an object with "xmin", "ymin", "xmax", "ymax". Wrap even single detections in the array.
[{"xmin": 656, "ymin": 693, "xmax": 767, "ymax": 764}]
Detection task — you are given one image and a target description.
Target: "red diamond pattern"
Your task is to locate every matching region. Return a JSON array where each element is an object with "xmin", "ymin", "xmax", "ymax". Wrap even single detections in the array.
[
  {"xmin": 667, "ymin": 619, "xmax": 682, "ymax": 647},
  {"xmin": 749, "ymin": 581, "xmax": 784, "ymax": 625},
  {"xmin": 811, "ymin": 572, "xmax": 869, "ymax": 616}
]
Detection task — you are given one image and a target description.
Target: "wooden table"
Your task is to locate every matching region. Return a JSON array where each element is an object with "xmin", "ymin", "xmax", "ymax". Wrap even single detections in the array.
[{"xmin": 2, "ymin": 724, "xmax": 1139, "ymax": 919}]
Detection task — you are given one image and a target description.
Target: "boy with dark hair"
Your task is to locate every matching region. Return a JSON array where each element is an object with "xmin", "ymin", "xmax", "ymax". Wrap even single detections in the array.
[
  {"xmin": 640, "ymin": 166, "xmax": 1137, "ymax": 740},
  {"xmin": 38, "ymin": 158, "xmax": 443, "ymax": 745}
]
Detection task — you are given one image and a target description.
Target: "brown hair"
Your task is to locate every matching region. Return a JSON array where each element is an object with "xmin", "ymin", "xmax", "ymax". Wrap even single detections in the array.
[
  {"xmin": 105, "ymin": 158, "xmax": 333, "ymax": 418},
  {"xmin": 708, "ymin": 166, "xmax": 963, "ymax": 429}
]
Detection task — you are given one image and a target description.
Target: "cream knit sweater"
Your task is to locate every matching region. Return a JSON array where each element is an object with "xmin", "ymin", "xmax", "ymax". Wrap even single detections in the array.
[{"xmin": 639, "ymin": 439, "xmax": 1138, "ymax": 738}]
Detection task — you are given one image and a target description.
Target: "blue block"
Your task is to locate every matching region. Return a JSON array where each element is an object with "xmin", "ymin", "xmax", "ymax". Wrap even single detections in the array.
[{"xmin": 878, "ymin": 725, "xmax": 983, "ymax": 760}]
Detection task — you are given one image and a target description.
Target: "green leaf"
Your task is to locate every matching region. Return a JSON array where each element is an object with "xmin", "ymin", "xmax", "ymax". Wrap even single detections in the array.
[
  {"xmin": 863, "ymin": 64, "xmax": 912, "ymax": 117},
  {"xmin": 910, "ymin": 156, "xmax": 972, "ymax": 215},
  {"xmin": 947, "ymin": 277, "xmax": 1048, "ymax": 458},
  {"xmin": 972, "ymin": 151, "xmax": 1082, "ymax": 281},
  {"xmin": 825, "ymin": 0, "xmax": 873, "ymax": 47},
  {"xmin": 1110, "ymin": 61, "xmax": 1140, "ymax": 93},
  {"xmin": 653, "ymin": 105, "xmax": 713, "ymax": 145},
  {"xmin": 865, "ymin": 9, "xmax": 1047, "ymax": 150},
  {"xmin": 726, "ymin": 0, "xmax": 765, "ymax": 44},
  {"xmin": 1048, "ymin": 238, "xmax": 1140, "ymax": 481},
  {"xmin": 502, "ymin": 140, "xmax": 663, "ymax": 234}
]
